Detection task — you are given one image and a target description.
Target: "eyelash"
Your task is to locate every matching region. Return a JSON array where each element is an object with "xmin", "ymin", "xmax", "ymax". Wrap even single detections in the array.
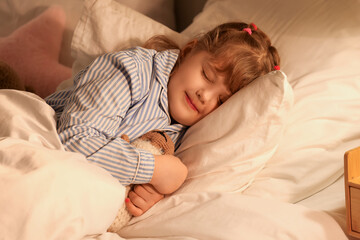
[{"xmin": 202, "ymin": 69, "xmax": 215, "ymax": 83}]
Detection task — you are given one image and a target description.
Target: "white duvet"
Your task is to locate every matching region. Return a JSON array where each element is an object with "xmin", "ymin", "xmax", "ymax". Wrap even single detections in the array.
[
  {"xmin": 0, "ymin": 90, "xmax": 348, "ymax": 240},
  {"xmin": 2, "ymin": 0, "xmax": 360, "ymax": 238}
]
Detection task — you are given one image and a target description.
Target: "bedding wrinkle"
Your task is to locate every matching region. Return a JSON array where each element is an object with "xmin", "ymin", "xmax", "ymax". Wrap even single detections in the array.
[{"xmin": 0, "ymin": 90, "xmax": 63, "ymax": 150}]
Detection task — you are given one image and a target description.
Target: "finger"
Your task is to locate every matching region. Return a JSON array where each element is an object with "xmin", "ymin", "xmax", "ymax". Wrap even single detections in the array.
[
  {"xmin": 134, "ymin": 184, "xmax": 164, "ymax": 202},
  {"xmin": 138, "ymin": 184, "xmax": 165, "ymax": 202},
  {"xmin": 140, "ymin": 183, "xmax": 160, "ymax": 194},
  {"xmin": 133, "ymin": 185, "xmax": 152, "ymax": 199},
  {"xmin": 125, "ymin": 198, "xmax": 143, "ymax": 217},
  {"xmin": 128, "ymin": 190, "xmax": 148, "ymax": 210}
]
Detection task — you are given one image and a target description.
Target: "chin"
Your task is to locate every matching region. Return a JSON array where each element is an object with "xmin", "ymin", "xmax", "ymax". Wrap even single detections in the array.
[{"xmin": 173, "ymin": 115, "xmax": 193, "ymax": 127}]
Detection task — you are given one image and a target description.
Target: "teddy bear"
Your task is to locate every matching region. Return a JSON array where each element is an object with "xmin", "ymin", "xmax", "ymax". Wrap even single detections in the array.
[{"xmin": 107, "ymin": 130, "xmax": 175, "ymax": 233}]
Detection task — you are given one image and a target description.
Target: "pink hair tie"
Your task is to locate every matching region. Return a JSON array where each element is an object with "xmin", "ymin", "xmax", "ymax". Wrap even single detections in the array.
[
  {"xmin": 250, "ymin": 23, "xmax": 257, "ymax": 30},
  {"xmin": 243, "ymin": 28, "xmax": 252, "ymax": 35},
  {"xmin": 274, "ymin": 65, "xmax": 280, "ymax": 70}
]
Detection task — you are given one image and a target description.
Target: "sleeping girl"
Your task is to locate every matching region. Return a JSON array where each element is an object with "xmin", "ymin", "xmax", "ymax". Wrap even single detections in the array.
[{"xmin": 45, "ymin": 22, "xmax": 280, "ymax": 217}]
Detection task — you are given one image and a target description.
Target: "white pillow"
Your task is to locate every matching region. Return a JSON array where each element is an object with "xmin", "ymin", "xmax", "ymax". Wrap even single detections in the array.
[
  {"xmin": 182, "ymin": 0, "xmax": 360, "ymax": 83},
  {"xmin": 70, "ymin": 0, "xmax": 187, "ymax": 76},
  {"xmin": 69, "ymin": 0, "xmax": 294, "ymax": 194},
  {"xmin": 182, "ymin": 0, "xmax": 360, "ymax": 202},
  {"xmin": 176, "ymin": 70, "xmax": 293, "ymax": 193},
  {"xmin": 0, "ymin": 0, "xmax": 175, "ymax": 68}
]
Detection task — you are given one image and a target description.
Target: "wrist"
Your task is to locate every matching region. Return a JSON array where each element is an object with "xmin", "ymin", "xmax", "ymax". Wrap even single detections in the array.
[{"xmin": 150, "ymin": 155, "xmax": 187, "ymax": 194}]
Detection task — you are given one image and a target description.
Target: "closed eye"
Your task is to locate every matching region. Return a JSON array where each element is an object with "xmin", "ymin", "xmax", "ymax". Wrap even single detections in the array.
[{"xmin": 202, "ymin": 68, "xmax": 215, "ymax": 83}]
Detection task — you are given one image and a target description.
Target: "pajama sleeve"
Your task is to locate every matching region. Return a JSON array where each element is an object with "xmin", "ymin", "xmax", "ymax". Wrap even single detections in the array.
[{"xmin": 50, "ymin": 50, "xmax": 155, "ymax": 185}]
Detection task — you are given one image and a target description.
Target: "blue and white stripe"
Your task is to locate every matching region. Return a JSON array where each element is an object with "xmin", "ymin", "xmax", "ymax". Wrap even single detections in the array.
[{"xmin": 46, "ymin": 47, "xmax": 187, "ymax": 185}]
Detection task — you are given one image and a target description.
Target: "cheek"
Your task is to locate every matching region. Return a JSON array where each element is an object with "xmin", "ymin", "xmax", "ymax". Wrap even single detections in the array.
[
  {"xmin": 175, "ymin": 63, "xmax": 196, "ymax": 84},
  {"xmin": 169, "ymin": 71, "xmax": 183, "ymax": 89}
]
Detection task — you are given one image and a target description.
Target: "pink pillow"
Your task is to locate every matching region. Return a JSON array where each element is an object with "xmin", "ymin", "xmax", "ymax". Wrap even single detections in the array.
[{"xmin": 0, "ymin": 6, "xmax": 72, "ymax": 98}]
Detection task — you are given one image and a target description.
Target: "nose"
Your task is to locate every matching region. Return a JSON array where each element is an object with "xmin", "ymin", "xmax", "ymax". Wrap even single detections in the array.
[{"xmin": 196, "ymin": 88, "xmax": 218, "ymax": 108}]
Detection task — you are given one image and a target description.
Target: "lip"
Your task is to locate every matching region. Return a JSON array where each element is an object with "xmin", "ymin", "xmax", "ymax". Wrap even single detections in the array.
[{"xmin": 185, "ymin": 93, "xmax": 198, "ymax": 112}]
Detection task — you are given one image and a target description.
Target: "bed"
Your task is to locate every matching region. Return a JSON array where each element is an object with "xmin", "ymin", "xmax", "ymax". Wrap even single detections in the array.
[{"xmin": 0, "ymin": 0, "xmax": 359, "ymax": 239}]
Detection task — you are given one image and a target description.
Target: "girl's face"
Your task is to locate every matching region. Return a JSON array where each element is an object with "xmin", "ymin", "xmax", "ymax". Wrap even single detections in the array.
[{"xmin": 168, "ymin": 50, "xmax": 232, "ymax": 126}]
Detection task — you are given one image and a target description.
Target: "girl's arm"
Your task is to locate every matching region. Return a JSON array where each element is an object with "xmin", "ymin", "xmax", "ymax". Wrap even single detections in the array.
[{"xmin": 48, "ymin": 49, "xmax": 159, "ymax": 186}]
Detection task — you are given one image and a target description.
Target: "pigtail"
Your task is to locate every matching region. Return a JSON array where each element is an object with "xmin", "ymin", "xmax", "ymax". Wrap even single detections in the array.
[
  {"xmin": 241, "ymin": 23, "xmax": 280, "ymax": 72},
  {"xmin": 268, "ymin": 46, "xmax": 280, "ymax": 70}
]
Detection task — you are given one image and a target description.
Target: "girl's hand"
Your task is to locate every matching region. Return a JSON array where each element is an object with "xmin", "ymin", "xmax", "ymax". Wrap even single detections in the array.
[
  {"xmin": 125, "ymin": 184, "xmax": 164, "ymax": 217},
  {"xmin": 150, "ymin": 155, "xmax": 188, "ymax": 194}
]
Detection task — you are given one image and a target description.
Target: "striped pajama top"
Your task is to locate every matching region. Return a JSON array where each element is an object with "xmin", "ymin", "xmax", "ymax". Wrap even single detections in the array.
[{"xmin": 45, "ymin": 47, "xmax": 187, "ymax": 186}]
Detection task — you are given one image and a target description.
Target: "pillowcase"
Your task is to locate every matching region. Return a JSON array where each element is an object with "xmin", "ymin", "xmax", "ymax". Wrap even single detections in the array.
[
  {"xmin": 0, "ymin": 0, "xmax": 176, "ymax": 68},
  {"xmin": 175, "ymin": 70, "xmax": 293, "ymax": 193},
  {"xmin": 70, "ymin": 0, "xmax": 187, "ymax": 77},
  {"xmin": 182, "ymin": 0, "xmax": 360, "ymax": 83},
  {"xmin": 70, "ymin": 0, "xmax": 294, "ymax": 194},
  {"xmin": 182, "ymin": 0, "xmax": 360, "ymax": 202}
]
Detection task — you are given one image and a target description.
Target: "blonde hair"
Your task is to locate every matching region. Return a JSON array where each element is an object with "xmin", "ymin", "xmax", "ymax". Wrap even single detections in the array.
[{"xmin": 143, "ymin": 22, "xmax": 280, "ymax": 94}]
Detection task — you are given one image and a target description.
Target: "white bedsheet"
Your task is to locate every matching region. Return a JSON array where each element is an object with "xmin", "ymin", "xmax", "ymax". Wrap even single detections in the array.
[
  {"xmin": 0, "ymin": 89, "xmax": 348, "ymax": 240},
  {"xmin": 298, "ymin": 176, "xmax": 348, "ymax": 232}
]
